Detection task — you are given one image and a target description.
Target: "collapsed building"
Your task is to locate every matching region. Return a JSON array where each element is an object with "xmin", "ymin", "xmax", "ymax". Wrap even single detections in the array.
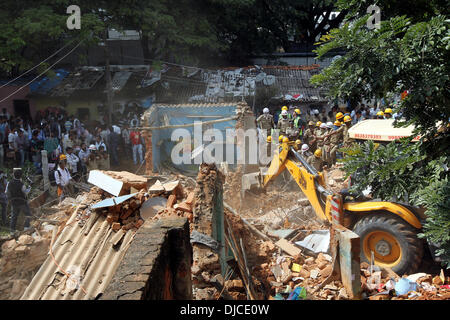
[{"xmin": 0, "ymin": 102, "xmax": 448, "ymax": 301}]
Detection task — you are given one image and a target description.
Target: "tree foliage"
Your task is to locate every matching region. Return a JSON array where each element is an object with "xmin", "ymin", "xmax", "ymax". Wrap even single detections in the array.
[{"xmin": 312, "ymin": 1, "xmax": 450, "ymax": 266}]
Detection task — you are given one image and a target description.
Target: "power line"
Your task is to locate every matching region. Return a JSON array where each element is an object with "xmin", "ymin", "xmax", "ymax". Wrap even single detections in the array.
[
  {"xmin": 0, "ymin": 39, "xmax": 84, "ymax": 104},
  {"xmin": 0, "ymin": 39, "xmax": 77, "ymax": 89}
]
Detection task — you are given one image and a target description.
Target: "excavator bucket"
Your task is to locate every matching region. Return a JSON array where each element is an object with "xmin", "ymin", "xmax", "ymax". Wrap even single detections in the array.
[{"xmin": 241, "ymin": 172, "xmax": 262, "ymax": 194}]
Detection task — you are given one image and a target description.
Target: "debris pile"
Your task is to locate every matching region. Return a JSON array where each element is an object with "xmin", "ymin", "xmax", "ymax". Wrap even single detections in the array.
[
  {"xmin": 0, "ymin": 235, "xmax": 51, "ymax": 299},
  {"xmin": 360, "ymin": 264, "xmax": 450, "ymax": 300},
  {"xmin": 190, "ymin": 164, "xmax": 224, "ymax": 300}
]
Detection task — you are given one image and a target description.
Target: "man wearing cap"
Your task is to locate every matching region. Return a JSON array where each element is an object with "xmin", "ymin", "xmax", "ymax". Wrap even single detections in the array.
[
  {"xmin": 329, "ymin": 121, "xmax": 344, "ymax": 166},
  {"xmin": 302, "ymin": 121, "xmax": 315, "ymax": 148},
  {"xmin": 307, "ymin": 149, "xmax": 325, "ymax": 172},
  {"xmin": 292, "ymin": 109, "xmax": 304, "ymax": 138},
  {"xmin": 257, "ymin": 108, "xmax": 275, "ymax": 137},
  {"xmin": 384, "ymin": 108, "xmax": 393, "ymax": 119},
  {"xmin": 300, "ymin": 144, "xmax": 313, "ymax": 158},
  {"xmin": 55, "ymin": 154, "xmax": 74, "ymax": 201},
  {"xmin": 311, "ymin": 123, "xmax": 328, "ymax": 156},
  {"xmin": 6, "ymin": 168, "xmax": 32, "ymax": 234},
  {"xmin": 277, "ymin": 110, "xmax": 293, "ymax": 136}
]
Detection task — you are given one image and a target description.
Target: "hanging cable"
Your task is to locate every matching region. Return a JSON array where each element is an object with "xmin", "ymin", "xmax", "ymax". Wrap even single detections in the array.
[
  {"xmin": 0, "ymin": 39, "xmax": 85, "ymax": 104},
  {"xmin": 0, "ymin": 38, "xmax": 77, "ymax": 89}
]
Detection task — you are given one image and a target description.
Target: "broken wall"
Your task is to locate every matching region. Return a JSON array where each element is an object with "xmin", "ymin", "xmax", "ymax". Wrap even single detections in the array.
[{"xmin": 102, "ymin": 217, "xmax": 192, "ymax": 300}]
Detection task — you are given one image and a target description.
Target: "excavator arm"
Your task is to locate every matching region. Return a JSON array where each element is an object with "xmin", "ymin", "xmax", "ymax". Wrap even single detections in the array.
[
  {"xmin": 245, "ymin": 141, "xmax": 422, "ymax": 229},
  {"xmin": 259, "ymin": 142, "xmax": 332, "ymax": 222}
]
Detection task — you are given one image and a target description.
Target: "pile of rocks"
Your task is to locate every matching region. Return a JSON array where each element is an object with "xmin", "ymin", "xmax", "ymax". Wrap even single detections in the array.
[{"xmin": 0, "ymin": 234, "xmax": 51, "ymax": 299}]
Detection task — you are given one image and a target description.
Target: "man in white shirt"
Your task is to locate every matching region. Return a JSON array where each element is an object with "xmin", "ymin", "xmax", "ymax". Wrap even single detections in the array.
[
  {"xmin": 55, "ymin": 154, "xmax": 73, "ymax": 202},
  {"xmin": 95, "ymin": 135, "xmax": 107, "ymax": 152}
]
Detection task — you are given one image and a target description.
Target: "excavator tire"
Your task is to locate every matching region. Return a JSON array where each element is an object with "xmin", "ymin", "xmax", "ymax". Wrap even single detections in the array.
[{"xmin": 352, "ymin": 213, "xmax": 423, "ymax": 275}]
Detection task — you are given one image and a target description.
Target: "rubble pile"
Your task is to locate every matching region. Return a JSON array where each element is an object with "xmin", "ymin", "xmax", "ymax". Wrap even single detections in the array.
[
  {"xmin": 0, "ymin": 235, "xmax": 51, "ymax": 299},
  {"xmin": 360, "ymin": 263, "xmax": 450, "ymax": 300},
  {"xmin": 190, "ymin": 164, "xmax": 224, "ymax": 300}
]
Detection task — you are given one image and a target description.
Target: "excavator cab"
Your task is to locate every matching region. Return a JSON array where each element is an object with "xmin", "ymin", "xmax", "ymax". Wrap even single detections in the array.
[{"xmin": 241, "ymin": 139, "xmax": 425, "ymax": 275}]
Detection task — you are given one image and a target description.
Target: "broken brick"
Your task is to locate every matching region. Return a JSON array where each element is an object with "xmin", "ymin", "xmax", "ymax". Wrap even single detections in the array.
[
  {"xmin": 112, "ymin": 223, "xmax": 121, "ymax": 231},
  {"xmin": 185, "ymin": 192, "xmax": 195, "ymax": 205},
  {"xmin": 135, "ymin": 219, "xmax": 144, "ymax": 229},
  {"xmin": 120, "ymin": 208, "xmax": 134, "ymax": 220},
  {"xmin": 166, "ymin": 195, "xmax": 177, "ymax": 208},
  {"xmin": 175, "ymin": 202, "xmax": 192, "ymax": 213}
]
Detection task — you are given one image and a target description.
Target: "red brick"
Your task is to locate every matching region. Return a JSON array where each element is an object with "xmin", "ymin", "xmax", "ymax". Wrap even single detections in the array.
[
  {"xmin": 175, "ymin": 202, "xmax": 192, "ymax": 213},
  {"xmin": 120, "ymin": 208, "xmax": 134, "ymax": 220},
  {"xmin": 166, "ymin": 195, "xmax": 177, "ymax": 208},
  {"xmin": 135, "ymin": 219, "xmax": 144, "ymax": 229},
  {"xmin": 112, "ymin": 222, "xmax": 121, "ymax": 231},
  {"xmin": 185, "ymin": 192, "xmax": 195, "ymax": 205}
]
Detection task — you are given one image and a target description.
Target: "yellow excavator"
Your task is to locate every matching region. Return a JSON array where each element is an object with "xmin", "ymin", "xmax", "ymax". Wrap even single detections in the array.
[{"xmin": 242, "ymin": 138, "xmax": 428, "ymax": 275}]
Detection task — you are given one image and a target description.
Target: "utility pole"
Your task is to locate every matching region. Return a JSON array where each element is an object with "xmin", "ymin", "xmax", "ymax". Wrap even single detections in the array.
[{"xmin": 103, "ymin": 29, "xmax": 113, "ymax": 126}]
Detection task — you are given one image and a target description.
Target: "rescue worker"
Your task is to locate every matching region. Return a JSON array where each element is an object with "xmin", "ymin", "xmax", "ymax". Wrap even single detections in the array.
[
  {"xmin": 311, "ymin": 123, "xmax": 328, "ymax": 155},
  {"xmin": 342, "ymin": 116, "xmax": 354, "ymax": 148},
  {"xmin": 266, "ymin": 136, "xmax": 273, "ymax": 156},
  {"xmin": 307, "ymin": 149, "xmax": 325, "ymax": 172},
  {"xmin": 6, "ymin": 168, "xmax": 32, "ymax": 234},
  {"xmin": 300, "ymin": 144, "xmax": 313, "ymax": 158},
  {"xmin": 384, "ymin": 108, "xmax": 393, "ymax": 119},
  {"xmin": 257, "ymin": 108, "xmax": 275, "ymax": 137},
  {"xmin": 376, "ymin": 111, "xmax": 385, "ymax": 119},
  {"xmin": 329, "ymin": 120, "xmax": 344, "ymax": 166},
  {"xmin": 322, "ymin": 122, "xmax": 334, "ymax": 167},
  {"xmin": 277, "ymin": 110, "xmax": 293, "ymax": 136},
  {"xmin": 292, "ymin": 109, "xmax": 303, "ymax": 138},
  {"xmin": 281, "ymin": 106, "xmax": 292, "ymax": 120},
  {"xmin": 302, "ymin": 121, "xmax": 315, "ymax": 146},
  {"xmin": 294, "ymin": 139, "xmax": 302, "ymax": 151}
]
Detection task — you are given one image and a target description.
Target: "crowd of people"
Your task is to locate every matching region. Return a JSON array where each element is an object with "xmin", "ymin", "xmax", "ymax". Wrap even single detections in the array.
[
  {"xmin": 0, "ymin": 106, "xmax": 148, "ymax": 234},
  {"xmin": 257, "ymin": 103, "xmax": 397, "ymax": 172}
]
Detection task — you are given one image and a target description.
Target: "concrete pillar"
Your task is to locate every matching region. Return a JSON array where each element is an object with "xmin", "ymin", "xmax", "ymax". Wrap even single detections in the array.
[{"xmin": 41, "ymin": 150, "xmax": 49, "ymax": 191}]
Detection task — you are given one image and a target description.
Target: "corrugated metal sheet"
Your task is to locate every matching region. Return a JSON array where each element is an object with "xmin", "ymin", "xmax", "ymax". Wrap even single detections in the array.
[{"xmin": 21, "ymin": 207, "xmax": 136, "ymax": 300}]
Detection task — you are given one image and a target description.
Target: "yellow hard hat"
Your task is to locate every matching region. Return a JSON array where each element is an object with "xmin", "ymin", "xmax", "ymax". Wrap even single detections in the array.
[
  {"xmin": 336, "ymin": 112, "xmax": 344, "ymax": 120},
  {"xmin": 282, "ymin": 137, "xmax": 289, "ymax": 143},
  {"xmin": 334, "ymin": 120, "xmax": 342, "ymax": 126},
  {"xmin": 59, "ymin": 154, "xmax": 67, "ymax": 161},
  {"xmin": 314, "ymin": 149, "xmax": 322, "ymax": 158},
  {"xmin": 377, "ymin": 111, "xmax": 384, "ymax": 116},
  {"xmin": 294, "ymin": 109, "xmax": 301, "ymax": 114},
  {"xmin": 267, "ymin": 136, "xmax": 272, "ymax": 143},
  {"xmin": 282, "ymin": 106, "xmax": 288, "ymax": 111},
  {"xmin": 295, "ymin": 139, "xmax": 301, "ymax": 145},
  {"xmin": 279, "ymin": 135, "xmax": 284, "ymax": 142},
  {"xmin": 343, "ymin": 115, "xmax": 352, "ymax": 123},
  {"xmin": 384, "ymin": 108, "xmax": 392, "ymax": 114},
  {"xmin": 316, "ymin": 121, "xmax": 322, "ymax": 127}
]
